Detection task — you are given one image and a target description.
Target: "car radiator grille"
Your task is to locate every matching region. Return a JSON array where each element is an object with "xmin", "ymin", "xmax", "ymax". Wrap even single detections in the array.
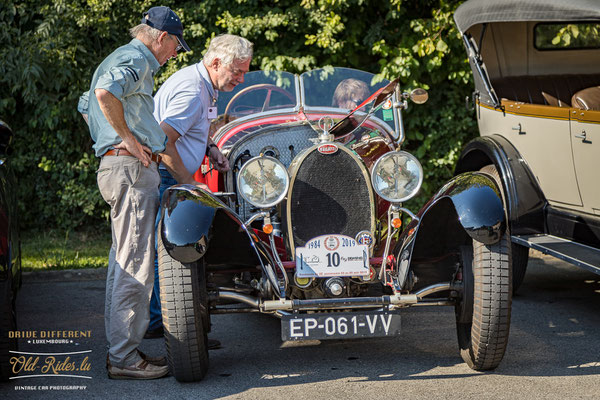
[{"xmin": 288, "ymin": 148, "xmax": 373, "ymax": 250}]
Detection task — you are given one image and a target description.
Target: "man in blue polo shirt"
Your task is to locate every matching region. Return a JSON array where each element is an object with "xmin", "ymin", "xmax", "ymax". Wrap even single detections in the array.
[
  {"xmin": 147, "ymin": 34, "xmax": 253, "ymax": 341},
  {"xmin": 79, "ymin": 6, "xmax": 190, "ymax": 380}
]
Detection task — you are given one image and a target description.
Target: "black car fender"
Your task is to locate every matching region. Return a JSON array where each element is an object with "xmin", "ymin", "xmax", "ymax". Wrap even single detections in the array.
[
  {"xmin": 394, "ymin": 172, "xmax": 506, "ymax": 290},
  {"xmin": 160, "ymin": 185, "xmax": 265, "ymax": 271},
  {"xmin": 455, "ymin": 134, "xmax": 546, "ymax": 235}
]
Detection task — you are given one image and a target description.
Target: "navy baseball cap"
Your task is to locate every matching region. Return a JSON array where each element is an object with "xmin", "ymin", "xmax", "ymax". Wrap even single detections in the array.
[{"xmin": 142, "ymin": 6, "xmax": 191, "ymax": 52}]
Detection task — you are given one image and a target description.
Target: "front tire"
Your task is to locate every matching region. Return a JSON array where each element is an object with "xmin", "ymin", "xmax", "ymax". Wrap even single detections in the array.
[
  {"xmin": 480, "ymin": 164, "xmax": 529, "ymax": 293},
  {"xmin": 158, "ymin": 228, "xmax": 209, "ymax": 382},
  {"xmin": 456, "ymin": 233, "xmax": 512, "ymax": 371}
]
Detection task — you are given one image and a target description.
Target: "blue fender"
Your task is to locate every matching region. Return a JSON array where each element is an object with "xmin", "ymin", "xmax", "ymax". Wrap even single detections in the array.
[
  {"xmin": 455, "ymin": 134, "xmax": 546, "ymax": 235},
  {"xmin": 394, "ymin": 172, "xmax": 506, "ymax": 289},
  {"xmin": 160, "ymin": 185, "xmax": 264, "ymax": 270}
]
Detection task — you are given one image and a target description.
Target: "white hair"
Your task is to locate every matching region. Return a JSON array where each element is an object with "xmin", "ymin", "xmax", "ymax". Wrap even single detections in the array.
[
  {"xmin": 203, "ymin": 34, "xmax": 253, "ymax": 66},
  {"xmin": 129, "ymin": 24, "xmax": 162, "ymax": 41}
]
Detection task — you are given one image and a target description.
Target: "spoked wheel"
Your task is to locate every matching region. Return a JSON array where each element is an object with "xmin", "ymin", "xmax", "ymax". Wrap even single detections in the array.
[
  {"xmin": 455, "ymin": 233, "xmax": 512, "ymax": 371},
  {"xmin": 480, "ymin": 164, "xmax": 529, "ymax": 293},
  {"xmin": 158, "ymin": 225, "xmax": 209, "ymax": 382}
]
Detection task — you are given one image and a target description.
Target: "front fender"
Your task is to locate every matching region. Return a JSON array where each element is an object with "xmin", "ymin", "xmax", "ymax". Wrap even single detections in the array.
[
  {"xmin": 437, "ymin": 172, "xmax": 506, "ymax": 245},
  {"xmin": 455, "ymin": 134, "xmax": 546, "ymax": 234},
  {"xmin": 395, "ymin": 172, "xmax": 506, "ymax": 289},
  {"xmin": 160, "ymin": 185, "xmax": 262, "ymax": 269}
]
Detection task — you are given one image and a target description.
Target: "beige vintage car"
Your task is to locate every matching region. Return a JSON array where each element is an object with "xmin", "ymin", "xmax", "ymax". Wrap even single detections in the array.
[{"xmin": 454, "ymin": 0, "xmax": 600, "ymax": 291}]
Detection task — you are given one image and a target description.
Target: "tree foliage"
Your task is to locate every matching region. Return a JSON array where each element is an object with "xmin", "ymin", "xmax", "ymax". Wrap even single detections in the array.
[
  {"xmin": 0, "ymin": 0, "xmax": 476, "ymax": 230},
  {"xmin": 535, "ymin": 22, "xmax": 600, "ymax": 50}
]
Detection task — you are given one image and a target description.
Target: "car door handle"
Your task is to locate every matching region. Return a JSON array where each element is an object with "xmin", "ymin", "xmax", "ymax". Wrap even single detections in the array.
[
  {"xmin": 512, "ymin": 123, "xmax": 525, "ymax": 134},
  {"xmin": 575, "ymin": 130, "xmax": 591, "ymax": 143}
]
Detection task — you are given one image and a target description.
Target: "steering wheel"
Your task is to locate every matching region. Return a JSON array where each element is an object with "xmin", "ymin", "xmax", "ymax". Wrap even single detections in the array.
[{"xmin": 223, "ymin": 84, "xmax": 295, "ymax": 122}]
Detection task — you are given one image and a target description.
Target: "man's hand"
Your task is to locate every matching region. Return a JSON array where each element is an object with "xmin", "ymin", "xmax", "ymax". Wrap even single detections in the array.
[
  {"xmin": 114, "ymin": 137, "xmax": 153, "ymax": 167},
  {"xmin": 95, "ymin": 88, "xmax": 153, "ymax": 167},
  {"xmin": 208, "ymin": 145, "xmax": 230, "ymax": 172}
]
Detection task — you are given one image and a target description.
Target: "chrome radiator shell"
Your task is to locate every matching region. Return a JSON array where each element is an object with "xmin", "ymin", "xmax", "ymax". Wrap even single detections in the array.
[{"xmin": 285, "ymin": 143, "xmax": 376, "ymax": 255}]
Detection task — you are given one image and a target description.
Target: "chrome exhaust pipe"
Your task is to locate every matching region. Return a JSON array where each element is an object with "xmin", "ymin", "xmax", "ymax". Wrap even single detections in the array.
[
  {"xmin": 217, "ymin": 291, "xmax": 260, "ymax": 308},
  {"xmin": 415, "ymin": 283, "xmax": 451, "ymax": 299}
]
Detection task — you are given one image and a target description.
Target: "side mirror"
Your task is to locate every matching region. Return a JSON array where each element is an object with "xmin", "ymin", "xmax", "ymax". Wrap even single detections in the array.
[
  {"xmin": 410, "ymin": 88, "xmax": 428, "ymax": 104},
  {"xmin": 0, "ymin": 120, "xmax": 14, "ymax": 161}
]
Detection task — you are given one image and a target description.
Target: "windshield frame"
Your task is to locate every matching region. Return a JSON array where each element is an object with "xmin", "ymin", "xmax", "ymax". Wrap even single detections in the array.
[
  {"xmin": 299, "ymin": 67, "xmax": 400, "ymax": 139},
  {"xmin": 213, "ymin": 67, "xmax": 402, "ymax": 142}
]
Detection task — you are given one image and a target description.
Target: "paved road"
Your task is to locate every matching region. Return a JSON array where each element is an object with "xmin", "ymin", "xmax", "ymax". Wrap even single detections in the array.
[{"xmin": 2, "ymin": 251, "xmax": 599, "ymax": 399}]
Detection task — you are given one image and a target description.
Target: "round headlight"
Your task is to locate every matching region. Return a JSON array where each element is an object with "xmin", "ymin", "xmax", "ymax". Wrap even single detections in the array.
[
  {"xmin": 237, "ymin": 155, "xmax": 289, "ymax": 208},
  {"xmin": 371, "ymin": 151, "xmax": 423, "ymax": 203}
]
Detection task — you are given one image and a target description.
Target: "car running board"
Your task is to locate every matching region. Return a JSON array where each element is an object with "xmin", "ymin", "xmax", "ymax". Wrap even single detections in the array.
[{"xmin": 512, "ymin": 234, "xmax": 600, "ymax": 274}]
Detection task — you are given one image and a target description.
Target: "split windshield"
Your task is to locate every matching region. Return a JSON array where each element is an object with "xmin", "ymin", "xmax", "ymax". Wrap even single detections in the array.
[{"xmin": 214, "ymin": 67, "xmax": 397, "ymax": 134}]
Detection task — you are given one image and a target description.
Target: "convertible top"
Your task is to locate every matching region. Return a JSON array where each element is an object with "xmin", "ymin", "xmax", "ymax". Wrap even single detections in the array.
[{"xmin": 454, "ymin": 0, "xmax": 600, "ymax": 33}]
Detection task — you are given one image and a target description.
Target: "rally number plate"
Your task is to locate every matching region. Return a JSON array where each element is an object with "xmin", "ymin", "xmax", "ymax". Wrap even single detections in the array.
[
  {"xmin": 295, "ymin": 234, "xmax": 369, "ymax": 278},
  {"xmin": 281, "ymin": 311, "xmax": 401, "ymax": 341}
]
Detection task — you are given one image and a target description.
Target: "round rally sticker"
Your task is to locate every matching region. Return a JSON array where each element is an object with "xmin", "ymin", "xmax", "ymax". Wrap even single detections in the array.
[
  {"xmin": 324, "ymin": 236, "xmax": 340, "ymax": 251},
  {"xmin": 382, "ymin": 99, "xmax": 392, "ymax": 110},
  {"xmin": 356, "ymin": 231, "xmax": 374, "ymax": 248}
]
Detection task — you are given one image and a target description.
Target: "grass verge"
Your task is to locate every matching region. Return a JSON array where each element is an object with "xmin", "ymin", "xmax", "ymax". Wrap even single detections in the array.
[{"xmin": 22, "ymin": 229, "xmax": 111, "ymax": 271}]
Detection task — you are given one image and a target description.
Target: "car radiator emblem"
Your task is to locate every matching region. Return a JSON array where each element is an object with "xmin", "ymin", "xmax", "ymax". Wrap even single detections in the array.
[{"xmin": 318, "ymin": 144, "xmax": 338, "ymax": 154}]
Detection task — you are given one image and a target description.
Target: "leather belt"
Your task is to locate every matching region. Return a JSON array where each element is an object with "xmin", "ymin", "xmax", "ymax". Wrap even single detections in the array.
[{"xmin": 103, "ymin": 149, "xmax": 161, "ymax": 164}]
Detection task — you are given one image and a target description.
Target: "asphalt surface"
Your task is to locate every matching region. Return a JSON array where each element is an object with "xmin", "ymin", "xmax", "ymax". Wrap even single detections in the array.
[{"xmin": 1, "ymin": 250, "xmax": 599, "ymax": 399}]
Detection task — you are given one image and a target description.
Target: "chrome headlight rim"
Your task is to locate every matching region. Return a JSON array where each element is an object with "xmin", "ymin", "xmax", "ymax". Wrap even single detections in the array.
[
  {"xmin": 370, "ymin": 150, "xmax": 423, "ymax": 203},
  {"xmin": 236, "ymin": 155, "xmax": 290, "ymax": 209}
]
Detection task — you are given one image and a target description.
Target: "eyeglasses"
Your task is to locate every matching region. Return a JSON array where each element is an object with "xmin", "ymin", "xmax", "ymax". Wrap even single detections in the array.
[{"xmin": 169, "ymin": 34, "xmax": 183, "ymax": 52}]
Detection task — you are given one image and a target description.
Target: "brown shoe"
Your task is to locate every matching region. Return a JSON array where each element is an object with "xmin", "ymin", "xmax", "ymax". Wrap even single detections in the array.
[
  {"xmin": 108, "ymin": 359, "xmax": 169, "ymax": 380},
  {"xmin": 137, "ymin": 349, "xmax": 167, "ymax": 366}
]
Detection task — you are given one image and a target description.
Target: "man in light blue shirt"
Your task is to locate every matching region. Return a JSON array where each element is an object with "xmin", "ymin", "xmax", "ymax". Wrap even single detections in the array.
[
  {"xmin": 146, "ymin": 34, "xmax": 253, "ymax": 341},
  {"xmin": 79, "ymin": 6, "xmax": 190, "ymax": 380},
  {"xmin": 153, "ymin": 34, "xmax": 253, "ymax": 185}
]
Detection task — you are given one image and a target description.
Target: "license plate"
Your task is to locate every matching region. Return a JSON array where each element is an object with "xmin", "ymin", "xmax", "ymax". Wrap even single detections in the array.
[
  {"xmin": 295, "ymin": 234, "xmax": 369, "ymax": 278},
  {"xmin": 281, "ymin": 311, "xmax": 401, "ymax": 341}
]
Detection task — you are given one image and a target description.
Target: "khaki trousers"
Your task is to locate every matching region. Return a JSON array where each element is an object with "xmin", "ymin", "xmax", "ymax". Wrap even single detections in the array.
[{"xmin": 97, "ymin": 155, "xmax": 160, "ymax": 368}]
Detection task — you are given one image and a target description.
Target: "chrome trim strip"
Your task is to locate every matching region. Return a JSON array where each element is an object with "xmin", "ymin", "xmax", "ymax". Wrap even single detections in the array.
[
  {"xmin": 213, "ymin": 109, "xmax": 301, "ymax": 144},
  {"xmin": 512, "ymin": 234, "xmax": 600, "ymax": 273}
]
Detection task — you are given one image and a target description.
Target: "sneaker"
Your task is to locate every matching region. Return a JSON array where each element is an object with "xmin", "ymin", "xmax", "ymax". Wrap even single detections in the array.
[{"xmin": 108, "ymin": 359, "xmax": 169, "ymax": 380}]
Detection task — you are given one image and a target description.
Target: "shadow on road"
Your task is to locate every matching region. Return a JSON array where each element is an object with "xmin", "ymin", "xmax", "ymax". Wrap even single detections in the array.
[{"xmin": 3, "ymin": 252, "xmax": 599, "ymax": 398}]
